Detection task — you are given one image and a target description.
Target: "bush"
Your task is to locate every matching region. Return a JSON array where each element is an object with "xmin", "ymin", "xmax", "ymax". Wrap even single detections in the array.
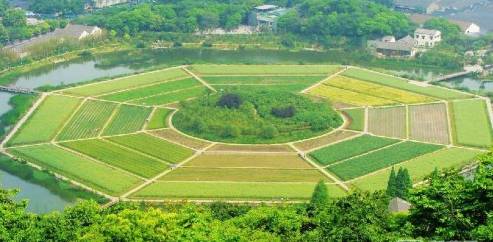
[
  {"xmin": 217, "ymin": 93, "xmax": 242, "ymax": 109},
  {"xmin": 221, "ymin": 125, "xmax": 240, "ymax": 138},
  {"xmin": 271, "ymin": 106, "xmax": 296, "ymax": 118},
  {"xmin": 260, "ymin": 125, "xmax": 279, "ymax": 139}
]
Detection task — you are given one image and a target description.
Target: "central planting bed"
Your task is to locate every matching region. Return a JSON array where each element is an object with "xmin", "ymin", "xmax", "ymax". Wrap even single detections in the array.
[{"xmin": 173, "ymin": 90, "xmax": 343, "ymax": 144}]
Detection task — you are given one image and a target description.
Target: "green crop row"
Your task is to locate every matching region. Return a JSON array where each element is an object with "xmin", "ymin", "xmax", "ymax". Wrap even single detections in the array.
[
  {"xmin": 328, "ymin": 141, "xmax": 443, "ymax": 181},
  {"xmin": 57, "ymin": 100, "xmax": 117, "ymax": 141},
  {"xmin": 310, "ymin": 135, "xmax": 399, "ymax": 166},
  {"xmin": 9, "ymin": 144, "xmax": 142, "ymax": 195},
  {"xmin": 131, "ymin": 86, "xmax": 207, "ymax": 106},
  {"xmin": 190, "ymin": 64, "xmax": 341, "ymax": 75},
  {"xmin": 450, "ymin": 99, "xmax": 493, "ymax": 148},
  {"xmin": 343, "ymin": 108, "xmax": 365, "ymax": 131},
  {"xmin": 147, "ymin": 108, "xmax": 172, "ymax": 130},
  {"xmin": 102, "ymin": 105, "xmax": 152, "ymax": 136},
  {"xmin": 61, "ymin": 139, "xmax": 169, "ymax": 178},
  {"xmin": 106, "ymin": 133, "xmax": 194, "ymax": 163}
]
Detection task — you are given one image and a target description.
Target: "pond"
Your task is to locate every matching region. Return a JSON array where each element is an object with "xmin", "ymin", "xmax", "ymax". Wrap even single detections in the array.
[{"xmin": 440, "ymin": 76, "xmax": 493, "ymax": 94}]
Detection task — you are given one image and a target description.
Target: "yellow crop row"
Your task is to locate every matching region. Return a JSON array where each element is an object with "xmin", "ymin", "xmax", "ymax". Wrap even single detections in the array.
[
  {"xmin": 309, "ymin": 85, "xmax": 395, "ymax": 106},
  {"xmin": 325, "ymin": 76, "xmax": 435, "ymax": 104}
]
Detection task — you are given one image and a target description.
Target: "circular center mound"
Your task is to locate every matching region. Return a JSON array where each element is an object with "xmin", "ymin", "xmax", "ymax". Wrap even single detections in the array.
[{"xmin": 173, "ymin": 90, "xmax": 343, "ymax": 144}]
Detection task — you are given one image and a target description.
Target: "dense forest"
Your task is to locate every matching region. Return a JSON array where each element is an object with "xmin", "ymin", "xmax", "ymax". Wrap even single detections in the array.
[{"xmin": 1, "ymin": 152, "xmax": 492, "ymax": 241}]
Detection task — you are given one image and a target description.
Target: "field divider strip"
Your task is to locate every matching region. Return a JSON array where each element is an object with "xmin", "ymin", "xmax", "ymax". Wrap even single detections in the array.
[
  {"xmin": 480, "ymin": 96, "xmax": 493, "ymax": 132},
  {"xmin": 0, "ymin": 149, "xmax": 116, "ymax": 201},
  {"xmin": 202, "ymin": 74, "xmax": 328, "ymax": 77},
  {"xmin": 302, "ymin": 132, "xmax": 365, "ymax": 154},
  {"xmin": 53, "ymin": 142, "xmax": 148, "ymax": 181},
  {"xmin": 88, "ymin": 97, "xmax": 152, "ymax": 108},
  {"xmin": 123, "ymin": 198, "xmax": 307, "ymax": 204},
  {"xmin": 323, "ymin": 140, "xmax": 406, "ymax": 169},
  {"xmin": 1, "ymin": 93, "xmax": 47, "ymax": 148},
  {"xmin": 444, "ymin": 101, "xmax": 455, "ymax": 146},
  {"xmin": 102, "ymin": 138, "xmax": 174, "ymax": 166},
  {"xmin": 123, "ymin": 85, "xmax": 203, "ymax": 103},
  {"xmin": 144, "ymin": 130, "xmax": 200, "ymax": 152},
  {"xmin": 59, "ymin": 65, "xmax": 187, "ymax": 93},
  {"xmin": 120, "ymin": 142, "xmax": 218, "ymax": 199},
  {"xmin": 92, "ymin": 76, "xmax": 192, "ymax": 98},
  {"xmin": 4, "ymin": 141, "xmax": 53, "ymax": 149},
  {"xmin": 405, "ymin": 105, "xmax": 410, "ymax": 140},
  {"xmin": 202, "ymin": 151, "xmax": 297, "ymax": 155},
  {"xmin": 182, "ymin": 66, "xmax": 217, "ymax": 92},
  {"xmin": 142, "ymin": 107, "xmax": 158, "ymax": 131},
  {"xmin": 52, "ymin": 97, "xmax": 88, "ymax": 142},
  {"xmin": 288, "ymin": 143, "xmax": 349, "ymax": 191},
  {"xmin": 179, "ymin": 166, "xmax": 319, "ymax": 170},
  {"xmin": 301, "ymin": 68, "xmax": 347, "ymax": 94},
  {"xmin": 152, "ymin": 180, "xmax": 339, "ymax": 185},
  {"xmin": 364, "ymin": 106, "xmax": 369, "ymax": 133},
  {"xmin": 98, "ymin": 103, "xmax": 121, "ymax": 137}
]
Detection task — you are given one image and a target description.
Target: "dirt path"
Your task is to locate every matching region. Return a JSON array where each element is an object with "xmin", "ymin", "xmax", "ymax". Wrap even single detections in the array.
[
  {"xmin": 182, "ymin": 66, "xmax": 217, "ymax": 92},
  {"xmin": 301, "ymin": 68, "xmax": 347, "ymax": 94}
]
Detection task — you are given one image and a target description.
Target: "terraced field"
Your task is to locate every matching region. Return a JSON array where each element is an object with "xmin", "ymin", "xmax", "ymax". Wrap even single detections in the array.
[{"xmin": 3, "ymin": 65, "xmax": 488, "ymax": 203}]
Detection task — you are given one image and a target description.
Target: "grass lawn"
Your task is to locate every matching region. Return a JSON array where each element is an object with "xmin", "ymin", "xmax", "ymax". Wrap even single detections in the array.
[
  {"xmin": 57, "ymin": 100, "xmax": 117, "ymax": 141},
  {"xmin": 8, "ymin": 95, "xmax": 81, "ymax": 146},
  {"xmin": 343, "ymin": 108, "xmax": 365, "ymax": 131},
  {"xmin": 9, "ymin": 144, "xmax": 142, "ymax": 195},
  {"xmin": 160, "ymin": 167, "xmax": 329, "ymax": 182},
  {"xmin": 328, "ymin": 141, "xmax": 443, "ymax": 181},
  {"xmin": 100, "ymin": 78, "xmax": 200, "ymax": 102},
  {"xmin": 146, "ymin": 108, "xmax": 172, "ymax": 130},
  {"xmin": 450, "ymin": 99, "xmax": 493, "ymax": 148},
  {"xmin": 309, "ymin": 84, "xmax": 395, "ymax": 106},
  {"xmin": 64, "ymin": 68, "xmax": 189, "ymax": 96},
  {"xmin": 325, "ymin": 76, "xmax": 434, "ymax": 104},
  {"xmin": 131, "ymin": 181, "xmax": 347, "ymax": 200},
  {"xmin": 106, "ymin": 133, "xmax": 194, "ymax": 163},
  {"xmin": 189, "ymin": 65, "xmax": 341, "ymax": 75},
  {"xmin": 61, "ymin": 139, "xmax": 169, "ymax": 178},
  {"xmin": 352, "ymin": 148, "xmax": 483, "ymax": 191},
  {"xmin": 342, "ymin": 68, "xmax": 472, "ymax": 100},
  {"xmin": 310, "ymin": 135, "xmax": 399, "ymax": 166},
  {"xmin": 186, "ymin": 154, "xmax": 310, "ymax": 168}
]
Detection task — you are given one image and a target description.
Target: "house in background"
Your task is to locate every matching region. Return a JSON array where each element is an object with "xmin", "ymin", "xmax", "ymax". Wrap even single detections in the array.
[
  {"xmin": 248, "ymin": 5, "xmax": 288, "ymax": 32},
  {"xmin": 409, "ymin": 14, "xmax": 481, "ymax": 36},
  {"xmin": 394, "ymin": 0, "xmax": 440, "ymax": 14},
  {"xmin": 388, "ymin": 197, "xmax": 412, "ymax": 213},
  {"xmin": 368, "ymin": 28, "xmax": 441, "ymax": 58},
  {"xmin": 3, "ymin": 24, "xmax": 102, "ymax": 57},
  {"xmin": 92, "ymin": 0, "xmax": 129, "ymax": 8},
  {"xmin": 414, "ymin": 28, "xmax": 441, "ymax": 48}
]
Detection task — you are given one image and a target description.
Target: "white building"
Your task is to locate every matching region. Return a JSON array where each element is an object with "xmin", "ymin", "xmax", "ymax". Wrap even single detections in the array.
[
  {"xmin": 92, "ymin": 0, "xmax": 128, "ymax": 8},
  {"xmin": 453, "ymin": 20, "xmax": 481, "ymax": 36},
  {"xmin": 414, "ymin": 28, "xmax": 441, "ymax": 48}
]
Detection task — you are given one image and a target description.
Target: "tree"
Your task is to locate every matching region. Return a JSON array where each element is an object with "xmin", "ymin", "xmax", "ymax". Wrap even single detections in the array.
[
  {"xmin": 2, "ymin": 9, "xmax": 26, "ymax": 27},
  {"xmin": 396, "ymin": 168, "xmax": 412, "ymax": 199},
  {"xmin": 217, "ymin": 93, "xmax": 242, "ymax": 109},
  {"xmin": 260, "ymin": 125, "xmax": 278, "ymax": 139},
  {"xmin": 386, "ymin": 167, "xmax": 397, "ymax": 197},
  {"xmin": 310, "ymin": 180, "xmax": 329, "ymax": 210}
]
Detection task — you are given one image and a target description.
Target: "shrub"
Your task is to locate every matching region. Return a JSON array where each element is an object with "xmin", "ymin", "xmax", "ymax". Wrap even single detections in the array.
[
  {"xmin": 271, "ymin": 106, "xmax": 296, "ymax": 118},
  {"xmin": 217, "ymin": 93, "xmax": 242, "ymax": 109},
  {"xmin": 261, "ymin": 125, "xmax": 279, "ymax": 139}
]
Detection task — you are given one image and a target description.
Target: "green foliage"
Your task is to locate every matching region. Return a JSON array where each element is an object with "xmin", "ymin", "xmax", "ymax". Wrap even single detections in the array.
[
  {"xmin": 0, "ymin": 94, "xmax": 37, "ymax": 137},
  {"xmin": 386, "ymin": 167, "xmax": 412, "ymax": 199},
  {"xmin": 310, "ymin": 180, "xmax": 329, "ymax": 210},
  {"xmin": 386, "ymin": 167, "xmax": 397, "ymax": 197},
  {"xmin": 174, "ymin": 90, "xmax": 342, "ymax": 143}
]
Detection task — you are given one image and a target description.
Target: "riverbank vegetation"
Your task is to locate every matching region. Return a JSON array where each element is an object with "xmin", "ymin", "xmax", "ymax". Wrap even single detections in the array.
[
  {"xmin": 0, "ymin": 94, "xmax": 37, "ymax": 137},
  {"xmin": 0, "ymin": 152, "xmax": 492, "ymax": 241}
]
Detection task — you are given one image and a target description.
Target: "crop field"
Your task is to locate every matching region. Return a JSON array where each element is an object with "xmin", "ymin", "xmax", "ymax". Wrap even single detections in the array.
[
  {"xmin": 342, "ymin": 68, "xmax": 472, "ymax": 100},
  {"xmin": 325, "ymin": 76, "xmax": 434, "ymax": 104},
  {"xmin": 189, "ymin": 65, "xmax": 341, "ymax": 75},
  {"xmin": 3, "ymin": 64, "xmax": 488, "ymax": 202},
  {"xmin": 101, "ymin": 105, "xmax": 152, "ymax": 136},
  {"xmin": 160, "ymin": 168, "xmax": 328, "ymax": 182},
  {"xmin": 310, "ymin": 135, "xmax": 399, "ymax": 166},
  {"xmin": 130, "ymin": 86, "xmax": 207, "ymax": 106},
  {"xmin": 351, "ymin": 148, "xmax": 483, "ymax": 191},
  {"xmin": 131, "ymin": 181, "xmax": 347, "ymax": 200},
  {"xmin": 9, "ymin": 145, "xmax": 142, "ymax": 195},
  {"xmin": 185, "ymin": 154, "xmax": 310, "ymax": 168},
  {"xmin": 8, "ymin": 95, "xmax": 81, "ymax": 146},
  {"xmin": 99, "ymin": 78, "xmax": 200, "ymax": 102},
  {"xmin": 309, "ymin": 84, "xmax": 395, "ymax": 106},
  {"xmin": 107, "ymin": 133, "xmax": 194, "ymax": 163},
  {"xmin": 450, "ymin": 99, "xmax": 493, "ymax": 148},
  {"xmin": 63, "ymin": 68, "xmax": 190, "ymax": 96},
  {"xmin": 292, "ymin": 130, "xmax": 360, "ymax": 151},
  {"xmin": 207, "ymin": 144, "xmax": 294, "ymax": 153},
  {"xmin": 146, "ymin": 108, "xmax": 172, "ymax": 130},
  {"xmin": 61, "ymin": 139, "xmax": 169, "ymax": 178},
  {"xmin": 327, "ymin": 141, "xmax": 443, "ymax": 181},
  {"xmin": 149, "ymin": 129, "xmax": 211, "ymax": 150},
  {"xmin": 57, "ymin": 100, "xmax": 117, "ymax": 141},
  {"xmin": 342, "ymin": 108, "xmax": 365, "ymax": 131},
  {"xmin": 368, "ymin": 106, "xmax": 407, "ymax": 139},
  {"xmin": 409, "ymin": 103, "xmax": 450, "ymax": 145}
]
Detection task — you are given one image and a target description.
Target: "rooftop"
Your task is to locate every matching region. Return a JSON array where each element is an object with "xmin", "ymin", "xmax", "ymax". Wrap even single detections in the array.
[
  {"xmin": 415, "ymin": 28, "xmax": 441, "ymax": 36},
  {"xmin": 388, "ymin": 197, "xmax": 412, "ymax": 213},
  {"xmin": 409, "ymin": 14, "xmax": 476, "ymax": 32},
  {"xmin": 254, "ymin": 5, "xmax": 279, "ymax": 11},
  {"xmin": 370, "ymin": 35, "xmax": 415, "ymax": 52}
]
